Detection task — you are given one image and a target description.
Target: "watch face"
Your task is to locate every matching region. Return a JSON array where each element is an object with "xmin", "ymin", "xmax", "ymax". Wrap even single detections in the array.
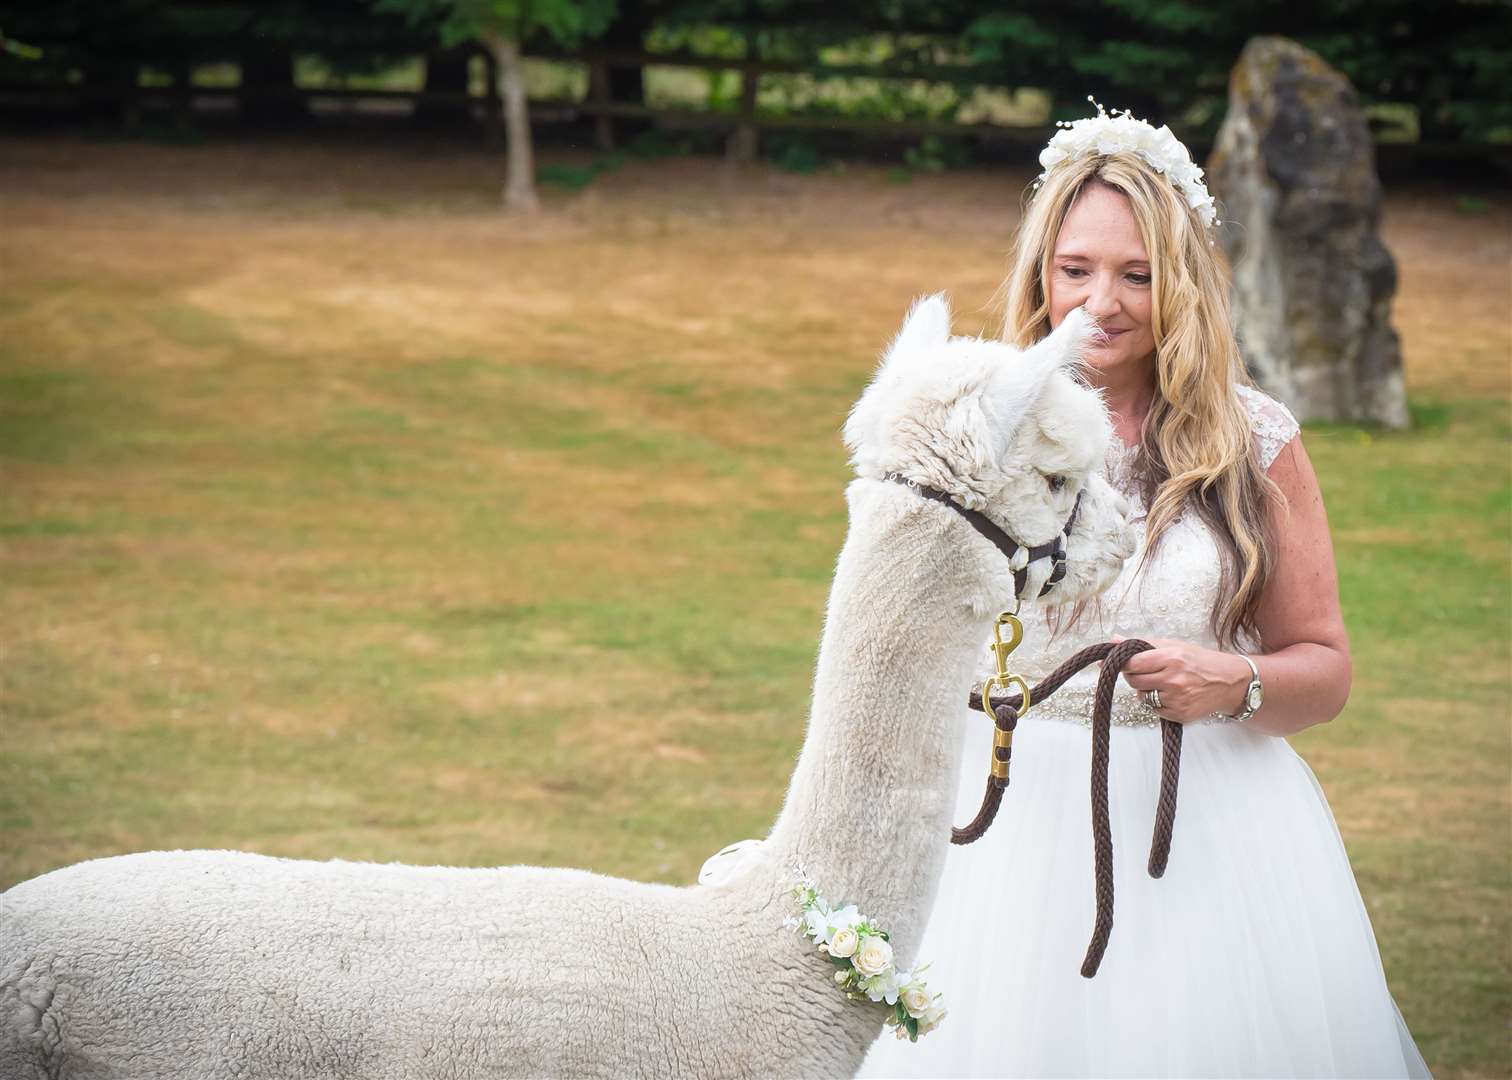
[{"xmin": 1247, "ymin": 684, "xmax": 1263, "ymax": 710}]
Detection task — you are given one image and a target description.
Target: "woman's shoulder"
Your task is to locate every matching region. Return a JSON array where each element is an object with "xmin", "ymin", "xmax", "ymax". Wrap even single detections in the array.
[{"xmin": 1234, "ymin": 383, "xmax": 1300, "ymax": 471}]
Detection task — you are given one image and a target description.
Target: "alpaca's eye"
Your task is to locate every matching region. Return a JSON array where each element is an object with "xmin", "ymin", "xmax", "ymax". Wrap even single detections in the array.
[{"xmin": 1047, "ymin": 475, "xmax": 1067, "ymax": 492}]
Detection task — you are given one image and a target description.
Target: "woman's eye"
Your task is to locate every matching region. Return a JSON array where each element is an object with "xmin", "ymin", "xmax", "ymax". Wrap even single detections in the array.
[
  {"xmin": 1060, "ymin": 265, "xmax": 1088, "ymax": 278},
  {"xmin": 1127, "ymin": 273, "xmax": 1151, "ymax": 286}
]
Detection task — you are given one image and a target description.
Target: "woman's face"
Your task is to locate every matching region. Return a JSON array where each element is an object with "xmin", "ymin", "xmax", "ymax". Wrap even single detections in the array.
[{"xmin": 1046, "ymin": 182, "xmax": 1157, "ymax": 384}]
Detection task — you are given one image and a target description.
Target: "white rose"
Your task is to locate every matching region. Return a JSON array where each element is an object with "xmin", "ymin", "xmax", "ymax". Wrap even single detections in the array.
[
  {"xmin": 901, "ymin": 985, "xmax": 933, "ymax": 1019},
  {"xmin": 853, "ymin": 934, "xmax": 893, "ymax": 978},
  {"xmin": 828, "ymin": 926, "xmax": 859, "ymax": 958}
]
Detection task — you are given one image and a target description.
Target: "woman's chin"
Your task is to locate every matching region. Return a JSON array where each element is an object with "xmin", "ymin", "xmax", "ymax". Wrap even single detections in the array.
[{"xmin": 1085, "ymin": 343, "xmax": 1154, "ymax": 377}]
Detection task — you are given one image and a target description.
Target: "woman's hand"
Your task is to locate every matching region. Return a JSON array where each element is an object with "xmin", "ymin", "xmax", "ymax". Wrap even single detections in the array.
[{"xmin": 1113, "ymin": 635, "xmax": 1253, "ymax": 723}]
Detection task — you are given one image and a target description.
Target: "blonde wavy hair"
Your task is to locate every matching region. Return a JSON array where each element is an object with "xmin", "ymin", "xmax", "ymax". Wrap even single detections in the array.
[{"xmin": 1000, "ymin": 151, "xmax": 1283, "ymax": 648}]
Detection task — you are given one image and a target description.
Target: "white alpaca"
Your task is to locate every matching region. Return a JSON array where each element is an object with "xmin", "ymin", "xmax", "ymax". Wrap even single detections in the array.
[{"xmin": 0, "ymin": 298, "xmax": 1133, "ymax": 1080}]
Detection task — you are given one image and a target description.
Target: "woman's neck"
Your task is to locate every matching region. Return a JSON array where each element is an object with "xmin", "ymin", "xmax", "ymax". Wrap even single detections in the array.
[{"xmin": 1091, "ymin": 367, "xmax": 1157, "ymax": 447}]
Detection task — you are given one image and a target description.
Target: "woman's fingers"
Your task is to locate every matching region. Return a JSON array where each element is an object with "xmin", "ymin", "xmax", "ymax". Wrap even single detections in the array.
[
  {"xmin": 1116, "ymin": 638, "xmax": 1207, "ymax": 718},
  {"xmin": 1120, "ymin": 649, "xmax": 1170, "ymax": 676}
]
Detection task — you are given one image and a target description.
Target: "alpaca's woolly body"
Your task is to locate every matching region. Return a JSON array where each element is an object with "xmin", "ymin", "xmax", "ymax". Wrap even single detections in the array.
[
  {"xmin": 0, "ymin": 484, "xmax": 995, "ymax": 1080},
  {"xmin": 1, "ymin": 298, "xmax": 1131, "ymax": 1080}
]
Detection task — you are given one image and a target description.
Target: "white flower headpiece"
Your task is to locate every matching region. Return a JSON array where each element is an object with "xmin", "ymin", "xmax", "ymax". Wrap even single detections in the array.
[{"xmin": 1035, "ymin": 97, "xmax": 1218, "ymax": 229}]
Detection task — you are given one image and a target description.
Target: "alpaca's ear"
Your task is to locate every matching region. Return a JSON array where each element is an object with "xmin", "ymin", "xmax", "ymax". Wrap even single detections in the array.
[
  {"xmin": 885, "ymin": 293, "xmax": 953, "ymax": 365},
  {"xmin": 843, "ymin": 293, "xmax": 953, "ymax": 460},
  {"xmin": 986, "ymin": 306, "xmax": 1101, "ymax": 434}
]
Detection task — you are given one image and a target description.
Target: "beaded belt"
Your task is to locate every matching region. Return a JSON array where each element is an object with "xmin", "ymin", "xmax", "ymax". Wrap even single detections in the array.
[{"xmin": 994, "ymin": 682, "xmax": 1238, "ymax": 729}]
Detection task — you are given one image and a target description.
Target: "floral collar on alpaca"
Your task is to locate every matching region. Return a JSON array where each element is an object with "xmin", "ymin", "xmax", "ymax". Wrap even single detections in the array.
[
  {"xmin": 782, "ymin": 866, "xmax": 946, "ymax": 1042},
  {"xmin": 1036, "ymin": 96, "xmax": 1218, "ymax": 229}
]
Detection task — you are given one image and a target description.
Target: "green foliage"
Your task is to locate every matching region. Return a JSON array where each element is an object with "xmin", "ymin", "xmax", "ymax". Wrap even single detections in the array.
[
  {"xmin": 7, "ymin": 0, "xmax": 1507, "ymax": 146},
  {"xmin": 376, "ymin": 0, "xmax": 615, "ymax": 48},
  {"xmin": 961, "ymin": 0, "xmax": 1512, "ymax": 142},
  {"xmin": 0, "ymin": 1, "xmax": 437, "ymax": 84},
  {"xmin": 642, "ymin": 1, "xmax": 1508, "ymax": 144},
  {"xmin": 902, "ymin": 134, "xmax": 946, "ymax": 172},
  {"xmin": 538, "ymin": 152, "xmax": 625, "ymax": 189},
  {"xmin": 885, "ymin": 134, "xmax": 973, "ymax": 183},
  {"xmin": 625, "ymin": 127, "xmax": 706, "ymax": 158},
  {"xmin": 769, "ymin": 135, "xmax": 821, "ymax": 173},
  {"xmin": 0, "ymin": 26, "xmax": 42, "ymax": 59}
]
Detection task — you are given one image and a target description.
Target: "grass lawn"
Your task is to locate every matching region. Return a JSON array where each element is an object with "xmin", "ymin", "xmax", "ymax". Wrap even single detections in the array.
[{"xmin": 0, "ymin": 135, "xmax": 1507, "ymax": 1077}]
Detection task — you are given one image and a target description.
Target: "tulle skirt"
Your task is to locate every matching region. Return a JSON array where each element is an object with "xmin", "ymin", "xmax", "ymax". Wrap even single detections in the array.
[{"xmin": 856, "ymin": 710, "xmax": 1430, "ymax": 1079}]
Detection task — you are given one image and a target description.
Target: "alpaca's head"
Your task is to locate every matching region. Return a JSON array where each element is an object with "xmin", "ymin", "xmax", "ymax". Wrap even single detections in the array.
[{"xmin": 843, "ymin": 294, "xmax": 1135, "ymax": 606}]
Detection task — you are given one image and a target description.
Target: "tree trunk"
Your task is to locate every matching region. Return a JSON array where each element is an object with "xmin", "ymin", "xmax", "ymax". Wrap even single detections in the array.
[
  {"xmin": 588, "ymin": 59, "xmax": 615, "ymax": 151},
  {"xmin": 601, "ymin": 0, "xmax": 649, "ymax": 143},
  {"xmin": 726, "ymin": 62, "xmax": 760, "ymax": 164},
  {"xmin": 239, "ymin": 45, "xmax": 307, "ymax": 129},
  {"xmin": 478, "ymin": 48, "xmax": 503, "ymax": 150},
  {"xmin": 483, "ymin": 32, "xmax": 538, "ymax": 212},
  {"xmin": 171, "ymin": 59, "xmax": 193, "ymax": 135},
  {"xmin": 78, "ymin": 59, "xmax": 137, "ymax": 128},
  {"xmin": 415, "ymin": 43, "xmax": 475, "ymax": 129}
]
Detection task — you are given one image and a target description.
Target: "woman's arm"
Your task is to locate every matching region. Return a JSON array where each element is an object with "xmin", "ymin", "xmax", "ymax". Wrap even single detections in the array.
[
  {"xmin": 1242, "ymin": 433, "xmax": 1353, "ymax": 735},
  {"xmin": 1119, "ymin": 433, "xmax": 1353, "ymax": 736}
]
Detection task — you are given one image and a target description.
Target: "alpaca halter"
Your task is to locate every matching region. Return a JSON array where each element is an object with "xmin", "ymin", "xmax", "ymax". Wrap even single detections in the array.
[
  {"xmin": 882, "ymin": 473, "xmax": 1082, "ymax": 600},
  {"xmin": 1035, "ymin": 97, "xmax": 1218, "ymax": 229}
]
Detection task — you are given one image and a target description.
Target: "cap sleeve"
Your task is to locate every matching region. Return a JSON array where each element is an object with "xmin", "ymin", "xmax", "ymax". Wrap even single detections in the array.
[{"xmin": 1235, "ymin": 383, "xmax": 1300, "ymax": 470}]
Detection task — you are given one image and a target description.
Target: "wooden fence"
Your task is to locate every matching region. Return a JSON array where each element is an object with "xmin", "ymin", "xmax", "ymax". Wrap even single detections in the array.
[
  {"xmin": 1, "ymin": 46, "xmax": 1502, "ymax": 169},
  {"xmin": 0, "ymin": 45, "xmax": 1052, "ymax": 159}
]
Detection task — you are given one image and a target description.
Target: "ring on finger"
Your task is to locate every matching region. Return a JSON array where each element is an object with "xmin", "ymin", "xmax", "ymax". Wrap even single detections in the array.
[{"xmin": 1144, "ymin": 688, "xmax": 1163, "ymax": 710}]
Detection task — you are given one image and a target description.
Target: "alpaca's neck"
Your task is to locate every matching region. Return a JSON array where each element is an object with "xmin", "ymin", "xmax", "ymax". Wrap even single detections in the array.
[{"xmin": 764, "ymin": 479, "xmax": 994, "ymax": 964}]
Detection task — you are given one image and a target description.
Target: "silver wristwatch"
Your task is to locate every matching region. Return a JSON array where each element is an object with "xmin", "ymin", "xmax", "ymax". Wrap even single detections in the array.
[{"xmin": 1227, "ymin": 654, "xmax": 1263, "ymax": 722}]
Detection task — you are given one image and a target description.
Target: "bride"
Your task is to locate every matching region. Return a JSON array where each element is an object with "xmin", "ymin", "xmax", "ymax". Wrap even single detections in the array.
[{"xmin": 854, "ymin": 108, "xmax": 1432, "ymax": 1078}]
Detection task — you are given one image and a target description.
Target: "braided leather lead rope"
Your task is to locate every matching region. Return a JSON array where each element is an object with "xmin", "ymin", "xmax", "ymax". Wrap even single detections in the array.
[{"xmin": 953, "ymin": 638, "xmax": 1183, "ymax": 978}]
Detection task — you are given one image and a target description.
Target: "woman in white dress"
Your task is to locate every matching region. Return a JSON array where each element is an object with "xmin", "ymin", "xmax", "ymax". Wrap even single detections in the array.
[{"xmin": 856, "ymin": 110, "xmax": 1431, "ymax": 1078}]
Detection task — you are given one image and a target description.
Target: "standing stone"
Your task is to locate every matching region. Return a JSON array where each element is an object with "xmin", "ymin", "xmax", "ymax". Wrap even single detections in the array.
[{"xmin": 1208, "ymin": 36, "xmax": 1409, "ymax": 428}]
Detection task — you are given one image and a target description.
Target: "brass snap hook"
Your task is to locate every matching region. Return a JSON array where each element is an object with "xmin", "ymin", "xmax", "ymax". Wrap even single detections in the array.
[{"xmin": 988, "ymin": 611, "xmax": 1024, "ymax": 676}]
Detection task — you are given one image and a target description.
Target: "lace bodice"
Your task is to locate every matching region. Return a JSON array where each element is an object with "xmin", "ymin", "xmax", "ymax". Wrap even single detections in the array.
[{"xmin": 1001, "ymin": 384, "xmax": 1300, "ymax": 728}]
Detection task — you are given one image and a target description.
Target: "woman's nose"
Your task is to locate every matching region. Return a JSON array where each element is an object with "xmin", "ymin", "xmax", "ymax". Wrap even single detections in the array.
[{"xmin": 1084, "ymin": 276, "xmax": 1121, "ymax": 318}]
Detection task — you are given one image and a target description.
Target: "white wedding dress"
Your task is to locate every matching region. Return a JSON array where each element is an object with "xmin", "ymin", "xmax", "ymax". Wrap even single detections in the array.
[{"xmin": 855, "ymin": 386, "xmax": 1430, "ymax": 1079}]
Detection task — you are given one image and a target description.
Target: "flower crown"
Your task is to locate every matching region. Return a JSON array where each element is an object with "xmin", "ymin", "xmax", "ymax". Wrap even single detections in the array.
[{"xmin": 1035, "ymin": 97, "xmax": 1218, "ymax": 229}]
